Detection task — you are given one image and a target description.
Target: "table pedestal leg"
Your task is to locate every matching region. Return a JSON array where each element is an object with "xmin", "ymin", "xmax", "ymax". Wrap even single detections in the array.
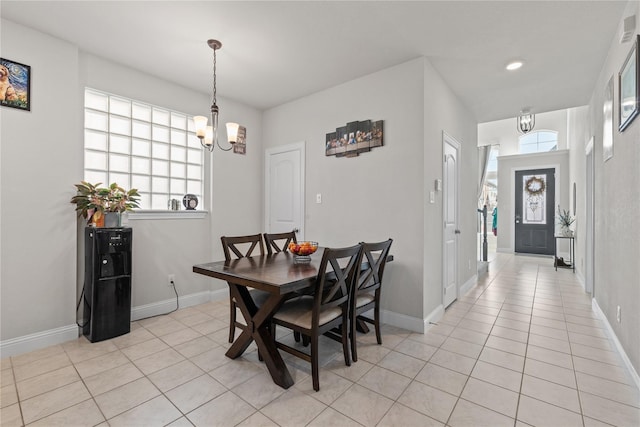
[{"xmin": 225, "ymin": 284, "xmax": 294, "ymax": 389}]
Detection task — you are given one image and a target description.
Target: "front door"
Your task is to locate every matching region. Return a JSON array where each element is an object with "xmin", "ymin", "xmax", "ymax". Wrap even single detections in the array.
[
  {"xmin": 514, "ymin": 168, "xmax": 555, "ymax": 255},
  {"xmin": 443, "ymin": 133, "xmax": 459, "ymax": 308},
  {"xmin": 265, "ymin": 142, "xmax": 305, "ymax": 239}
]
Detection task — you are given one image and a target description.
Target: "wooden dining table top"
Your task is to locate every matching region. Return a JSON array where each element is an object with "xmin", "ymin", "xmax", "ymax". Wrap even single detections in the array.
[
  {"xmin": 192, "ymin": 249, "xmax": 324, "ymax": 295},
  {"xmin": 192, "ymin": 248, "xmax": 393, "ymax": 295}
]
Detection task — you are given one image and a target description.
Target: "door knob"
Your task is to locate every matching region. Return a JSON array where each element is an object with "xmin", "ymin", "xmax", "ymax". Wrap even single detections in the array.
[
  {"xmin": 293, "ymin": 228, "xmax": 299, "ymax": 233},
  {"xmin": 455, "ymin": 229, "xmax": 461, "ymax": 234}
]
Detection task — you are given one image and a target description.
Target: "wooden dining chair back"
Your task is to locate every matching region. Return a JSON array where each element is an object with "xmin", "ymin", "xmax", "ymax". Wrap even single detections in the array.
[
  {"xmin": 350, "ymin": 238, "xmax": 393, "ymax": 362},
  {"xmin": 220, "ymin": 234, "xmax": 266, "ymax": 343},
  {"xmin": 272, "ymin": 244, "xmax": 363, "ymax": 391},
  {"xmin": 221, "ymin": 234, "xmax": 265, "ymax": 261},
  {"xmin": 263, "ymin": 231, "xmax": 297, "ymax": 255}
]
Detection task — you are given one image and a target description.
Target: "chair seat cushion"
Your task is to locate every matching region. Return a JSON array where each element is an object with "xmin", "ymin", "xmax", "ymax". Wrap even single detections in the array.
[
  {"xmin": 356, "ymin": 293, "xmax": 375, "ymax": 308},
  {"xmin": 273, "ymin": 296, "xmax": 343, "ymax": 329}
]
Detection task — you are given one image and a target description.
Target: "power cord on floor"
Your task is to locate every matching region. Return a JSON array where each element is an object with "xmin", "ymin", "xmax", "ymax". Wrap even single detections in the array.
[
  {"xmin": 135, "ymin": 278, "xmax": 180, "ymax": 321},
  {"xmin": 75, "ymin": 282, "xmax": 90, "ymax": 328},
  {"xmin": 76, "ymin": 279, "xmax": 180, "ymax": 326}
]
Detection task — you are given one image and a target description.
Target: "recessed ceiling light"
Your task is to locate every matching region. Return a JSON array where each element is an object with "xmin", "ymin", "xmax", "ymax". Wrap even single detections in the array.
[{"xmin": 506, "ymin": 61, "xmax": 524, "ymax": 71}]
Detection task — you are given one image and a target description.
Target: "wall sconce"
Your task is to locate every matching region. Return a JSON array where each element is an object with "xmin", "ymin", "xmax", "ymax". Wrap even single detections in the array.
[{"xmin": 517, "ymin": 110, "xmax": 535, "ymax": 134}]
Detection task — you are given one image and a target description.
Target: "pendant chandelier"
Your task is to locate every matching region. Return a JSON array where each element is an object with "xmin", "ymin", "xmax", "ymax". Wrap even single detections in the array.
[
  {"xmin": 517, "ymin": 110, "xmax": 535, "ymax": 134},
  {"xmin": 194, "ymin": 39, "xmax": 239, "ymax": 152}
]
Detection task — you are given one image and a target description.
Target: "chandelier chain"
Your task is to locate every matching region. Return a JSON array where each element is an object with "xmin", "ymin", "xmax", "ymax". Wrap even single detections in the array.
[{"xmin": 212, "ymin": 46, "xmax": 217, "ymax": 105}]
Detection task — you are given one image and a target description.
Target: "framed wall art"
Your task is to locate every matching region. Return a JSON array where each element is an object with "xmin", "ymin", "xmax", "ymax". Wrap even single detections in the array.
[
  {"xmin": 233, "ymin": 125, "xmax": 247, "ymax": 155},
  {"xmin": 325, "ymin": 119, "xmax": 383, "ymax": 158},
  {"xmin": 603, "ymin": 75, "xmax": 614, "ymax": 161},
  {"xmin": 618, "ymin": 35, "xmax": 639, "ymax": 131},
  {"xmin": 0, "ymin": 58, "xmax": 31, "ymax": 111}
]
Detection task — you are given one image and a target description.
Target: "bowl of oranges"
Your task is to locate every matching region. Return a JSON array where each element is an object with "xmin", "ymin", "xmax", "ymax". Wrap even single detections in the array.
[{"xmin": 288, "ymin": 241, "xmax": 319, "ymax": 263}]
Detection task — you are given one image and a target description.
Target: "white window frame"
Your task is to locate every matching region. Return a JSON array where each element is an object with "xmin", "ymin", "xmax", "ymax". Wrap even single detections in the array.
[
  {"xmin": 518, "ymin": 130, "xmax": 558, "ymax": 154},
  {"xmin": 83, "ymin": 88, "xmax": 207, "ymax": 219}
]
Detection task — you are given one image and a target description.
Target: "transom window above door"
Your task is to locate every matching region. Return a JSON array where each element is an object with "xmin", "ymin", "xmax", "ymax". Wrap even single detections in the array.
[{"xmin": 518, "ymin": 131, "xmax": 558, "ymax": 154}]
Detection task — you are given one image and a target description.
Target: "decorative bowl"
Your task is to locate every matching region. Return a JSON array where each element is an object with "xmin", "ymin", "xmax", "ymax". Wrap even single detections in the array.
[{"xmin": 288, "ymin": 241, "xmax": 318, "ymax": 263}]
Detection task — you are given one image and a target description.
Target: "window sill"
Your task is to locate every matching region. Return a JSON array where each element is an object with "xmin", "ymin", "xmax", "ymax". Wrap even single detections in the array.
[{"xmin": 127, "ymin": 210, "xmax": 208, "ymax": 220}]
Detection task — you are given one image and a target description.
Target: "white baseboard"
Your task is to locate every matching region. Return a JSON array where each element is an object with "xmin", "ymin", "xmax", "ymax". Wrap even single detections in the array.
[
  {"xmin": 380, "ymin": 309, "xmax": 425, "ymax": 334},
  {"xmin": 497, "ymin": 247, "xmax": 512, "ymax": 253},
  {"xmin": 1, "ymin": 290, "xmax": 220, "ymax": 358},
  {"xmin": 423, "ymin": 304, "xmax": 445, "ymax": 333},
  {"xmin": 210, "ymin": 287, "xmax": 229, "ymax": 302},
  {"xmin": 592, "ymin": 298, "xmax": 640, "ymax": 391},
  {"xmin": 576, "ymin": 270, "xmax": 586, "ymax": 292},
  {"xmin": 0, "ymin": 324, "xmax": 79, "ymax": 359},
  {"xmin": 460, "ymin": 274, "xmax": 477, "ymax": 297},
  {"xmin": 131, "ymin": 291, "xmax": 211, "ymax": 321}
]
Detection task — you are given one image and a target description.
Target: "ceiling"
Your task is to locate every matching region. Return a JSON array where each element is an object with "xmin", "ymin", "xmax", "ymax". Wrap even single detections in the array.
[{"xmin": 1, "ymin": 1, "xmax": 628, "ymax": 123}]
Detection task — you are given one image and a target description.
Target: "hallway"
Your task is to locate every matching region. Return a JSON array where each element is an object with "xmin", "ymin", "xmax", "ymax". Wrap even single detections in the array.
[{"xmin": 1, "ymin": 254, "xmax": 639, "ymax": 426}]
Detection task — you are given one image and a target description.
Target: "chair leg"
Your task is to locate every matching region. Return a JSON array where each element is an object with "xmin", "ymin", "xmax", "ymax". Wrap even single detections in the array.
[
  {"xmin": 311, "ymin": 334, "xmax": 320, "ymax": 391},
  {"xmin": 302, "ymin": 335, "xmax": 310, "ymax": 347},
  {"xmin": 342, "ymin": 314, "xmax": 351, "ymax": 367},
  {"xmin": 229, "ymin": 298, "xmax": 236, "ymax": 343},
  {"xmin": 374, "ymin": 302, "xmax": 382, "ymax": 345},
  {"xmin": 351, "ymin": 311, "xmax": 358, "ymax": 362},
  {"xmin": 293, "ymin": 331, "xmax": 301, "ymax": 342}
]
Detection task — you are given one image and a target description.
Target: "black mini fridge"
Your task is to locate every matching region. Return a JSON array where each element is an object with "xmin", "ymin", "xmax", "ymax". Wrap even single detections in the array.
[{"xmin": 83, "ymin": 227, "xmax": 132, "ymax": 342}]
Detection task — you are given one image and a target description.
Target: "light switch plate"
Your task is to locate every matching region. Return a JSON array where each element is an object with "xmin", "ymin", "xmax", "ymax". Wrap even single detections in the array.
[
  {"xmin": 316, "ymin": 193, "xmax": 322, "ymax": 204},
  {"xmin": 435, "ymin": 179, "xmax": 442, "ymax": 191},
  {"xmin": 429, "ymin": 191, "xmax": 435, "ymax": 204}
]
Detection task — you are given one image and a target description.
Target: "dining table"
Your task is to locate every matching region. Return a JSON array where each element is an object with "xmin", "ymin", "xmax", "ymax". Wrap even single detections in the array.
[
  {"xmin": 193, "ymin": 249, "xmax": 324, "ymax": 389},
  {"xmin": 193, "ymin": 248, "xmax": 393, "ymax": 389}
]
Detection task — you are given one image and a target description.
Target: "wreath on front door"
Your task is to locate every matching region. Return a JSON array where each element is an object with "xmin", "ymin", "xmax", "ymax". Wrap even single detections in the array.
[{"xmin": 524, "ymin": 176, "xmax": 545, "ymax": 196}]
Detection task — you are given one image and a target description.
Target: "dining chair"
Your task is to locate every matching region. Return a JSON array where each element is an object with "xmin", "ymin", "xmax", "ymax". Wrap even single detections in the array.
[
  {"xmin": 220, "ymin": 234, "xmax": 268, "ymax": 343},
  {"xmin": 350, "ymin": 238, "xmax": 393, "ymax": 362},
  {"xmin": 271, "ymin": 244, "xmax": 363, "ymax": 391},
  {"xmin": 263, "ymin": 231, "xmax": 297, "ymax": 255},
  {"xmin": 264, "ymin": 230, "xmax": 305, "ymax": 341}
]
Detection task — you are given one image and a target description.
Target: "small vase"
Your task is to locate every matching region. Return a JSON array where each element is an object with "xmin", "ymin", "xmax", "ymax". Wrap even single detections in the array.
[
  {"xmin": 561, "ymin": 227, "xmax": 573, "ymax": 237},
  {"xmin": 104, "ymin": 212, "xmax": 122, "ymax": 228}
]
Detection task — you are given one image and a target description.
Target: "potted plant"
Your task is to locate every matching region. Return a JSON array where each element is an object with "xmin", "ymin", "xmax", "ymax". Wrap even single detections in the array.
[
  {"xmin": 557, "ymin": 206, "xmax": 575, "ymax": 237},
  {"xmin": 70, "ymin": 181, "xmax": 140, "ymax": 227}
]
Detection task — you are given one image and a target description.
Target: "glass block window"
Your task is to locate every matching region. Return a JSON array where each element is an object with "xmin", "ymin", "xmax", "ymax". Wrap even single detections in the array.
[
  {"xmin": 518, "ymin": 131, "xmax": 558, "ymax": 154},
  {"xmin": 84, "ymin": 88, "xmax": 203, "ymax": 210}
]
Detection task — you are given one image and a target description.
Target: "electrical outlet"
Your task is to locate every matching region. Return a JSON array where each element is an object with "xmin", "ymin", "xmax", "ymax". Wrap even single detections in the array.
[
  {"xmin": 617, "ymin": 305, "xmax": 621, "ymax": 323},
  {"xmin": 316, "ymin": 193, "xmax": 322, "ymax": 204},
  {"xmin": 168, "ymin": 274, "xmax": 175, "ymax": 287}
]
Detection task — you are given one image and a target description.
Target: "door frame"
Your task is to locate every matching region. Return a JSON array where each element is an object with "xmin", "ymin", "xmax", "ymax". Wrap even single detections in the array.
[
  {"xmin": 264, "ymin": 141, "xmax": 306, "ymax": 239},
  {"xmin": 509, "ymin": 161, "xmax": 562, "ymax": 253},
  {"xmin": 585, "ymin": 137, "xmax": 595, "ymax": 294},
  {"xmin": 442, "ymin": 131, "xmax": 460, "ymax": 308}
]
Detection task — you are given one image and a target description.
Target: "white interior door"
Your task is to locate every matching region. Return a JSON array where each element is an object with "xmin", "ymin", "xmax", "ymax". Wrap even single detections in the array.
[
  {"xmin": 443, "ymin": 133, "xmax": 460, "ymax": 308},
  {"xmin": 265, "ymin": 142, "xmax": 305, "ymax": 239}
]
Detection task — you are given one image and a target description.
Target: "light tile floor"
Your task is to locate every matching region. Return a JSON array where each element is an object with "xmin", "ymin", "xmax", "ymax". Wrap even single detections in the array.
[{"xmin": 1, "ymin": 254, "xmax": 639, "ymax": 426}]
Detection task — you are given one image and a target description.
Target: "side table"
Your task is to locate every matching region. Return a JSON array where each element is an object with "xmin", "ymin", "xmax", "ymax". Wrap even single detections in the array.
[{"xmin": 554, "ymin": 235, "xmax": 575, "ymax": 272}]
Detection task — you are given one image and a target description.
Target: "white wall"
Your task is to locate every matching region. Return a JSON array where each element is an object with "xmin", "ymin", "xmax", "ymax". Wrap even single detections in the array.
[
  {"xmin": 582, "ymin": 0, "xmax": 640, "ymax": 375},
  {"xmin": 0, "ymin": 20, "xmax": 264, "ymax": 356},
  {"xmin": 1, "ymin": 20, "xmax": 80, "ymax": 348},
  {"xmin": 262, "ymin": 58, "xmax": 477, "ymax": 328}
]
